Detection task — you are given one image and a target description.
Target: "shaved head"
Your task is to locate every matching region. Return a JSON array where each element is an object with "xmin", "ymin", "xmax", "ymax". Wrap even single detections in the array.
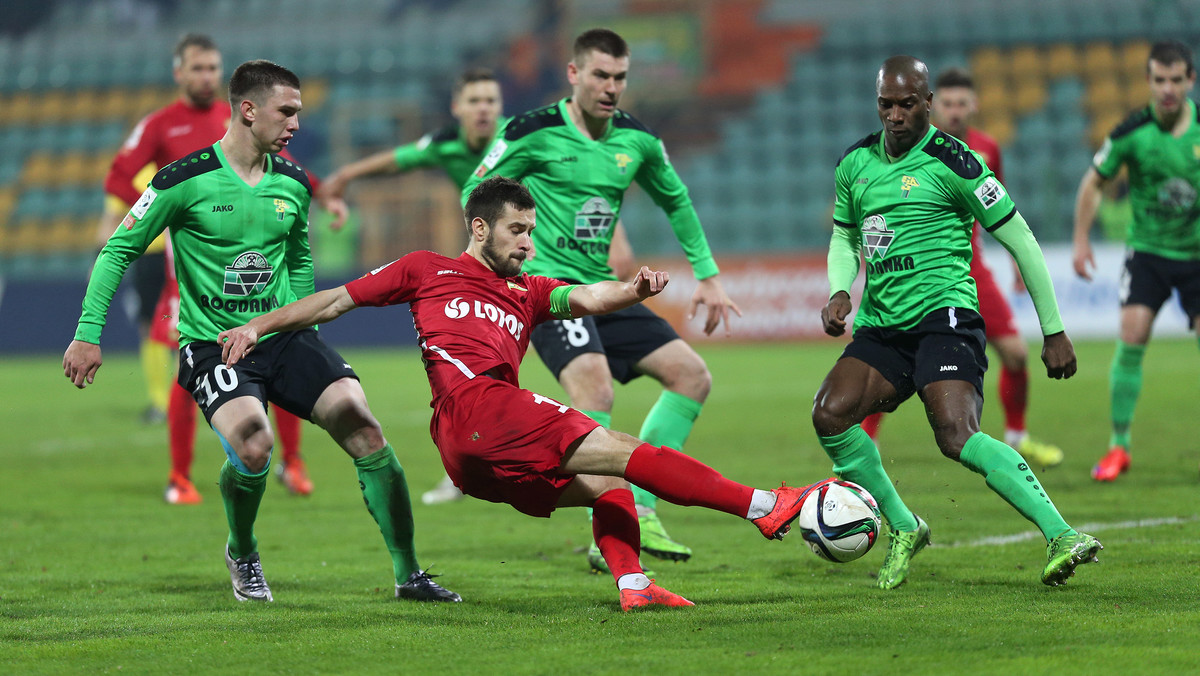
[
  {"xmin": 875, "ymin": 55, "xmax": 933, "ymax": 155},
  {"xmin": 877, "ymin": 55, "xmax": 931, "ymax": 98}
]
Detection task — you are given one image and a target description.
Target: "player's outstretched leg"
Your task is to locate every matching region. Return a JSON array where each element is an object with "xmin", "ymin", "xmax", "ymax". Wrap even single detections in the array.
[
  {"xmin": 273, "ymin": 407, "xmax": 314, "ymax": 496},
  {"xmin": 635, "ymin": 391, "xmax": 704, "ymax": 562},
  {"xmin": 355, "ymin": 444, "xmax": 461, "ymax": 602}
]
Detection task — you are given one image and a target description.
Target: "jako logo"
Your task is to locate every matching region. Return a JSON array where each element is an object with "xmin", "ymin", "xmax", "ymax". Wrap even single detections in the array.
[
  {"xmin": 444, "ymin": 297, "xmax": 526, "ymax": 340},
  {"xmin": 444, "ymin": 297, "xmax": 471, "ymax": 319},
  {"xmin": 939, "ymin": 365, "xmax": 959, "ymax": 372}
]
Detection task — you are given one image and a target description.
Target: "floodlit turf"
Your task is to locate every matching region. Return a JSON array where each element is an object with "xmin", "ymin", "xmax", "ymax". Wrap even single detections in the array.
[{"xmin": 4, "ymin": 339, "xmax": 1199, "ymax": 673}]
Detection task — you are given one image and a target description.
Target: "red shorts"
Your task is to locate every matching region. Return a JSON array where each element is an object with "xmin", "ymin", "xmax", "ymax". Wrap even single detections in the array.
[
  {"xmin": 970, "ymin": 229, "xmax": 1018, "ymax": 340},
  {"xmin": 430, "ymin": 377, "xmax": 601, "ymax": 517}
]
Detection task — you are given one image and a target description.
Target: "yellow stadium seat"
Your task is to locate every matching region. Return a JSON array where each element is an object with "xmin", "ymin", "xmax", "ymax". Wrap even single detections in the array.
[
  {"xmin": 976, "ymin": 84, "xmax": 1011, "ymax": 119},
  {"xmin": 83, "ymin": 153, "xmax": 112, "ymax": 185},
  {"xmin": 1090, "ymin": 109, "xmax": 1125, "ymax": 147},
  {"xmin": 64, "ymin": 90, "xmax": 104, "ymax": 122},
  {"xmin": 58, "ymin": 153, "xmax": 90, "ymax": 186},
  {"xmin": 35, "ymin": 90, "xmax": 72, "ymax": 124},
  {"xmin": 4, "ymin": 92, "xmax": 37, "ymax": 125},
  {"xmin": 1120, "ymin": 40, "xmax": 1151, "ymax": 80},
  {"xmin": 9, "ymin": 219, "xmax": 46, "ymax": 255},
  {"xmin": 1013, "ymin": 79, "xmax": 1047, "ymax": 115},
  {"xmin": 1122, "ymin": 79, "xmax": 1149, "ymax": 112},
  {"xmin": 47, "ymin": 217, "xmax": 90, "ymax": 253},
  {"xmin": 304, "ymin": 78, "xmax": 329, "ymax": 111},
  {"xmin": 97, "ymin": 88, "xmax": 136, "ymax": 121},
  {"xmin": 976, "ymin": 112, "xmax": 1015, "ymax": 147},
  {"xmin": 1080, "ymin": 42, "xmax": 1118, "ymax": 82},
  {"xmin": 20, "ymin": 153, "xmax": 60, "ymax": 187},
  {"xmin": 1045, "ymin": 43, "xmax": 1081, "ymax": 79},
  {"xmin": 1084, "ymin": 78, "xmax": 1123, "ymax": 113},
  {"xmin": 1008, "ymin": 45, "xmax": 1044, "ymax": 85},
  {"xmin": 0, "ymin": 187, "xmax": 17, "ymax": 222}
]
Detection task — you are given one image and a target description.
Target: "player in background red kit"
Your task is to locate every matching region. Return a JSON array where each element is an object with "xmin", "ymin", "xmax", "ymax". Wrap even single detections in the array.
[
  {"xmin": 100, "ymin": 34, "xmax": 348, "ymax": 503},
  {"xmin": 217, "ymin": 177, "xmax": 818, "ymax": 611},
  {"xmin": 859, "ymin": 68, "xmax": 1063, "ymax": 469}
]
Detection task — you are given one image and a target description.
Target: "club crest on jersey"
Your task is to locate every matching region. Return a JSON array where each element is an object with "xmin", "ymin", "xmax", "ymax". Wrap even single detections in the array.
[
  {"xmin": 1158, "ymin": 177, "xmax": 1197, "ymax": 210},
  {"xmin": 444, "ymin": 296, "xmax": 526, "ymax": 340},
  {"xmin": 274, "ymin": 199, "xmax": 288, "ymax": 221},
  {"xmin": 615, "ymin": 153, "xmax": 632, "ymax": 174},
  {"xmin": 507, "ymin": 280, "xmax": 527, "ymax": 292},
  {"xmin": 223, "ymin": 251, "xmax": 274, "ymax": 296},
  {"xmin": 900, "ymin": 175, "xmax": 920, "ymax": 198},
  {"xmin": 574, "ymin": 197, "xmax": 615, "ymax": 240},
  {"xmin": 861, "ymin": 214, "xmax": 894, "ymax": 259}
]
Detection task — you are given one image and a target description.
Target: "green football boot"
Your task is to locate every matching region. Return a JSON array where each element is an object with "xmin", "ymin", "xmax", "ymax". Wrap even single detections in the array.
[
  {"xmin": 1041, "ymin": 531, "xmax": 1102, "ymax": 586},
  {"xmin": 586, "ymin": 541, "xmax": 654, "ymax": 577},
  {"xmin": 876, "ymin": 515, "xmax": 931, "ymax": 590},
  {"xmin": 639, "ymin": 512, "xmax": 693, "ymax": 562}
]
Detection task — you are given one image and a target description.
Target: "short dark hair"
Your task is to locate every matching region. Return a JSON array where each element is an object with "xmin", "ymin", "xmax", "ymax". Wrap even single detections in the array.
[
  {"xmin": 454, "ymin": 68, "xmax": 497, "ymax": 96},
  {"xmin": 229, "ymin": 60, "xmax": 301, "ymax": 107},
  {"xmin": 573, "ymin": 28, "xmax": 629, "ymax": 63},
  {"xmin": 935, "ymin": 67, "xmax": 974, "ymax": 91},
  {"xmin": 173, "ymin": 33, "xmax": 218, "ymax": 68},
  {"xmin": 1148, "ymin": 40, "xmax": 1195, "ymax": 77},
  {"xmin": 465, "ymin": 176, "xmax": 536, "ymax": 229}
]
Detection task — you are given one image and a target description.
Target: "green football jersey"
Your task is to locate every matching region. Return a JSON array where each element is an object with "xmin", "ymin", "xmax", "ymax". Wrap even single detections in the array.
[
  {"xmin": 393, "ymin": 117, "xmax": 509, "ymax": 189},
  {"xmin": 461, "ymin": 98, "xmax": 718, "ymax": 283},
  {"xmin": 75, "ymin": 141, "xmax": 314, "ymax": 346},
  {"xmin": 1093, "ymin": 99, "xmax": 1200, "ymax": 261},
  {"xmin": 833, "ymin": 125, "xmax": 1017, "ymax": 331}
]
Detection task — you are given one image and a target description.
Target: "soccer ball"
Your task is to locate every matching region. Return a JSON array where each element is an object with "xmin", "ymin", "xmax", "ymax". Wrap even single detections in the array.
[{"xmin": 796, "ymin": 478, "xmax": 881, "ymax": 563}]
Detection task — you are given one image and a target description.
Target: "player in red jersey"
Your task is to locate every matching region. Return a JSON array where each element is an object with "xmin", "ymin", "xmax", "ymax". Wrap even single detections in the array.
[
  {"xmin": 217, "ymin": 177, "xmax": 816, "ymax": 611},
  {"xmin": 859, "ymin": 68, "xmax": 1063, "ymax": 469},
  {"xmin": 98, "ymin": 34, "xmax": 347, "ymax": 503}
]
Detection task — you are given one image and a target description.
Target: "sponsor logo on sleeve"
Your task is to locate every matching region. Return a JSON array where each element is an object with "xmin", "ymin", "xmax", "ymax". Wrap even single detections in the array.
[
  {"xmin": 973, "ymin": 177, "xmax": 1006, "ymax": 209},
  {"xmin": 415, "ymin": 133, "xmax": 433, "ymax": 151},
  {"xmin": 121, "ymin": 213, "xmax": 137, "ymax": 230},
  {"xmin": 130, "ymin": 187, "xmax": 157, "ymax": 219},
  {"xmin": 1093, "ymin": 138, "xmax": 1112, "ymax": 167},
  {"xmin": 481, "ymin": 139, "xmax": 507, "ymax": 171}
]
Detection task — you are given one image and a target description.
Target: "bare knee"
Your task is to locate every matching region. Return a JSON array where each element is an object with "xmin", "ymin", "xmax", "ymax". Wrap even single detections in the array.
[
  {"xmin": 659, "ymin": 357, "xmax": 712, "ymax": 403},
  {"xmin": 312, "ymin": 379, "xmax": 385, "ymax": 457},
  {"xmin": 559, "ymin": 355, "xmax": 615, "ymax": 412},
  {"xmin": 811, "ymin": 388, "xmax": 863, "ymax": 437},
  {"xmin": 992, "ymin": 335, "xmax": 1028, "ymax": 371},
  {"xmin": 236, "ymin": 423, "xmax": 275, "ymax": 474},
  {"xmin": 928, "ymin": 418, "xmax": 976, "ymax": 461}
]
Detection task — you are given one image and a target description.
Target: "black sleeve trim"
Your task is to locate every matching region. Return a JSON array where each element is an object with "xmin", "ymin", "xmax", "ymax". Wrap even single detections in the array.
[
  {"xmin": 151, "ymin": 146, "xmax": 221, "ymax": 190},
  {"xmin": 921, "ymin": 130, "xmax": 983, "ymax": 179},
  {"xmin": 270, "ymin": 155, "xmax": 313, "ymax": 195},
  {"xmin": 833, "ymin": 219, "xmax": 857, "ymax": 229},
  {"xmin": 612, "ymin": 109, "xmax": 659, "ymax": 137},
  {"xmin": 430, "ymin": 125, "xmax": 460, "ymax": 143},
  {"xmin": 1109, "ymin": 106, "xmax": 1153, "ymax": 140},
  {"xmin": 503, "ymin": 103, "xmax": 566, "ymax": 141},
  {"xmin": 984, "ymin": 207, "xmax": 1018, "ymax": 233},
  {"xmin": 836, "ymin": 132, "xmax": 880, "ymax": 167}
]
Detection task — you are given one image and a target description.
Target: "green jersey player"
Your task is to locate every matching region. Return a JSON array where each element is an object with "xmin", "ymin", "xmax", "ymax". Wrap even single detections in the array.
[
  {"xmin": 462, "ymin": 28, "xmax": 741, "ymax": 570},
  {"xmin": 812, "ymin": 56, "xmax": 1100, "ymax": 590},
  {"xmin": 1072, "ymin": 41, "xmax": 1200, "ymax": 482},
  {"xmin": 63, "ymin": 60, "xmax": 459, "ymax": 604}
]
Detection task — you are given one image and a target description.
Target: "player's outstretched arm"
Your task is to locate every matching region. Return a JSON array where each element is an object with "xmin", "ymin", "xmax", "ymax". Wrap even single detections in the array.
[
  {"xmin": 1041, "ymin": 331, "xmax": 1077, "ymax": 380},
  {"xmin": 63, "ymin": 340, "xmax": 103, "ymax": 389},
  {"xmin": 317, "ymin": 150, "xmax": 399, "ymax": 203},
  {"xmin": 1072, "ymin": 168, "xmax": 1107, "ymax": 281},
  {"xmin": 688, "ymin": 275, "xmax": 742, "ymax": 337},
  {"xmin": 564, "ymin": 266, "xmax": 669, "ymax": 317},
  {"xmin": 219, "ymin": 286, "xmax": 358, "ymax": 366}
]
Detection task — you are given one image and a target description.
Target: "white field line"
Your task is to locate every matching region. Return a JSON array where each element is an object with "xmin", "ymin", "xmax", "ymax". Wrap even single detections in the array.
[{"xmin": 942, "ymin": 515, "xmax": 1199, "ymax": 548}]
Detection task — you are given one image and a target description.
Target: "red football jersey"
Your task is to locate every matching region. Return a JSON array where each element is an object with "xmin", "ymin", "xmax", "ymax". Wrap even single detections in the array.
[
  {"xmin": 105, "ymin": 98, "xmax": 321, "ymax": 207},
  {"xmin": 345, "ymin": 251, "xmax": 567, "ymax": 400},
  {"xmin": 965, "ymin": 127, "xmax": 1005, "ymax": 260}
]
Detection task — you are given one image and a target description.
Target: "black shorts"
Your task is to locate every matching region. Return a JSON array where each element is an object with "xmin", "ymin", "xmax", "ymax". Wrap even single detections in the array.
[
  {"xmin": 1120, "ymin": 249, "xmax": 1200, "ymax": 322},
  {"xmin": 124, "ymin": 252, "xmax": 166, "ymax": 324},
  {"xmin": 841, "ymin": 307, "xmax": 988, "ymax": 404},
  {"xmin": 530, "ymin": 303, "xmax": 680, "ymax": 384},
  {"xmin": 177, "ymin": 328, "xmax": 358, "ymax": 423}
]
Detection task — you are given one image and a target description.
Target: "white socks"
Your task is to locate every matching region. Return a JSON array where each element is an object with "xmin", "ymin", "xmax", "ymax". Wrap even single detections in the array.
[
  {"xmin": 745, "ymin": 489, "xmax": 776, "ymax": 520},
  {"xmin": 617, "ymin": 573, "xmax": 651, "ymax": 591}
]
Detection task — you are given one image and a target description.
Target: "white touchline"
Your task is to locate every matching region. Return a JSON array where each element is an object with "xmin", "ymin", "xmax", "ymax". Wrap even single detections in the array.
[{"xmin": 943, "ymin": 515, "xmax": 1199, "ymax": 548}]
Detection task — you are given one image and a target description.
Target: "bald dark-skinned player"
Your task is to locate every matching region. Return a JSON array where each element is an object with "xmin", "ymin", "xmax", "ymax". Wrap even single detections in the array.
[{"xmin": 812, "ymin": 55, "xmax": 1101, "ymax": 590}]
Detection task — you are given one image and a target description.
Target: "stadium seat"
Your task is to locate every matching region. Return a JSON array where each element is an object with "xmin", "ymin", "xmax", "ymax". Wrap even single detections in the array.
[
  {"xmin": 1084, "ymin": 78, "xmax": 1123, "ymax": 114},
  {"xmin": 1045, "ymin": 43, "xmax": 1081, "ymax": 79},
  {"xmin": 20, "ymin": 153, "xmax": 60, "ymax": 188},
  {"xmin": 1119, "ymin": 40, "xmax": 1151, "ymax": 80},
  {"xmin": 1013, "ymin": 79, "xmax": 1047, "ymax": 115},
  {"xmin": 1080, "ymin": 43, "xmax": 1118, "ymax": 82}
]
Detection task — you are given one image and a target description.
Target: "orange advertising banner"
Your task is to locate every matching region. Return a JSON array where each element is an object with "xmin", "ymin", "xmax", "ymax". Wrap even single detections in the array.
[{"xmin": 640, "ymin": 253, "xmax": 852, "ymax": 342}]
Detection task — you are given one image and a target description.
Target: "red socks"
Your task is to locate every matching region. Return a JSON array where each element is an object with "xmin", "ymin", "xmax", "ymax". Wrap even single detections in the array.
[
  {"xmin": 592, "ymin": 489, "xmax": 642, "ymax": 581},
  {"xmin": 168, "ymin": 383, "xmax": 195, "ymax": 477},
  {"xmin": 273, "ymin": 406, "xmax": 303, "ymax": 465},
  {"xmin": 999, "ymin": 366, "xmax": 1028, "ymax": 433},
  {"xmin": 623, "ymin": 444, "xmax": 754, "ymax": 517}
]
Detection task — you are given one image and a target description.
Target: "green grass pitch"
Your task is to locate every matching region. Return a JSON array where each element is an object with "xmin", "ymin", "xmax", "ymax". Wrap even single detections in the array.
[{"xmin": 3, "ymin": 339, "xmax": 1199, "ymax": 673}]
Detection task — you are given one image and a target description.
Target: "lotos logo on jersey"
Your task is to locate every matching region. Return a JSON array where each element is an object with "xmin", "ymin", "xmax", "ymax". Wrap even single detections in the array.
[
  {"xmin": 973, "ymin": 177, "xmax": 1006, "ymax": 209},
  {"xmin": 223, "ymin": 251, "xmax": 274, "ymax": 296},
  {"xmin": 900, "ymin": 175, "xmax": 920, "ymax": 198},
  {"xmin": 131, "ymin": 187, "xmax": 157, "ymax": 219},
  {"xmin": 574, "ymin": 196, "xmax": 615, "ymax": 240},
  {"xmin": 444, "ymin": 297, "xmax": 471, "ymax": 319},
  {"xmin": 444, "ymin": 297, "xmax": 526, "ymax": 340},
  {"xmin": 861, "ymin": 214, "xmax": 894, "ymax": 259},
  {"xmin": 274, "ymin": 199, "xmax": 288, "ymax": 222}
]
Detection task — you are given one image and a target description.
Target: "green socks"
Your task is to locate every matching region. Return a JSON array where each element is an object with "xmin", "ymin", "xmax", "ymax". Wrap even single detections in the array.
[
  {"xmin": 959, "ymin": 432, "xmax": 1071, "ymax": 541},
  {"xmin": 220, "ymin": 460, "xmax": 269, "ymax": 560},
  {"xmin": 1109, "ymin": 341, "xmax": 1145, "ymax": 450},
  {"xmin": 355, "ymin": 444, "xmax": 419, "ymax": 583},
  {"xmin": 636, "ymin": 392, "xmax": 704, "ymax": 511},
  {"xmin": 819, "ymin": 426, "xmax": 918, "ymax": 532}
]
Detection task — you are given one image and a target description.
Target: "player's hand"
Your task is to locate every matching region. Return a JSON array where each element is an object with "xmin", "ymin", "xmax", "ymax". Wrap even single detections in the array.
[
  {"xmin": 1072, "ymin": 240, "xmax": 1095, "ymax": 281},
  {"xmin": 689, "ymin": 275, "xmax": 742, "ymax": 336},
  {"xmin": 631, "ymin": 266, "xmax": 669, "ymax": 299},
  {"xmin": 821, "ymin": 291, "xmax": 853, "ymax": 337},
  {"xmin": 218, "ymin": 325, "xmax": 260, "ymax": 367},
  {"xmin": 318, "ymin": 194, "xmax": 349, "ymax": 231},
  {"xmin": 1041, "ymin": 331, "xmax": 1077, "ymax": 379},
  {"xmin": 63, "ymin": 340, "xmax": 102, "ymax": 389}
]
